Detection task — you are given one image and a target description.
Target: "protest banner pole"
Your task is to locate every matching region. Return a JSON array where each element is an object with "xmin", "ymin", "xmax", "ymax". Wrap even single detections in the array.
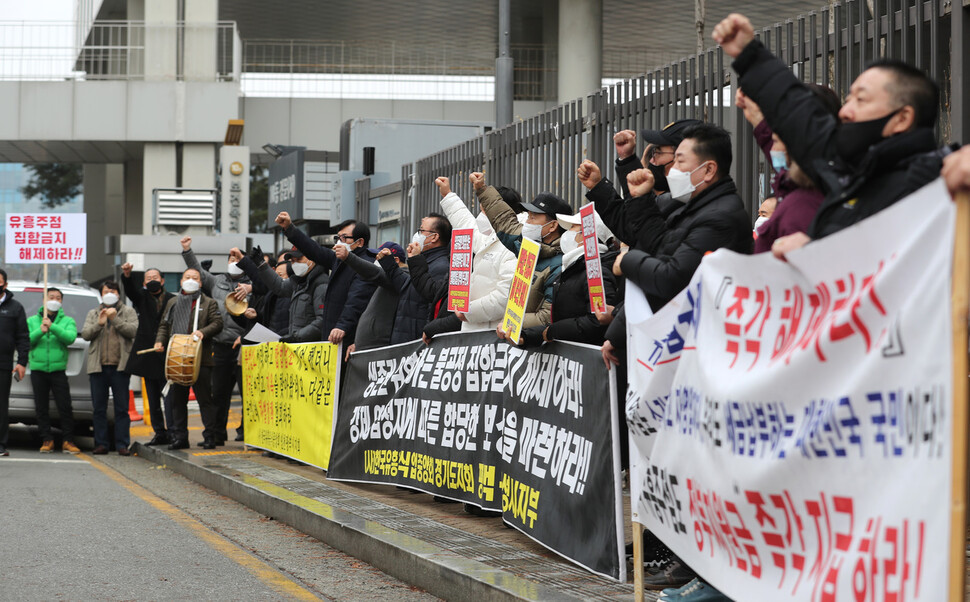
[
  {"xmin": 633, "ymin": 522, "xmax": 645, "ymax": 600},
  {"xmin": 43, "ymin": 263, "xmax": 48, "ymax": 304},
  {"xmin": 950, "ymin": 191, "xmax": 970, "ymax": 602}
]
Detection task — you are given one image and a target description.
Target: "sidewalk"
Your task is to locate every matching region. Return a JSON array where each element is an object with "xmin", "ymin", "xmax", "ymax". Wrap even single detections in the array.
[{"xmin": 130, "ymin": 402, "xmax": 646, "ymax": 602}]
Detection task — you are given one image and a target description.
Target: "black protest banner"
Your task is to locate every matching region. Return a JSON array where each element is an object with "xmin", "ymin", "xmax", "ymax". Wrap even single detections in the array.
[{"xmin": 328, "ymin": 330, "xmax": 624, "ymax": 580}]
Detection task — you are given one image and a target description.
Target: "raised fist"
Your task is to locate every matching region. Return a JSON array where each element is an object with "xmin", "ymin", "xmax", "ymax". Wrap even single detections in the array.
[
  {"xmin": 712, "ymin": 13, "xmax": 755, "ymax": 58},
  {"xmin": 275, "ymin": 212, "xmax": 292, "ymax": 229},
  {"xmin": 180, "ymin": 236, "xmax": 192, "ymax": 251},
  {"xmin": 613, "ymin": 130, "xmax": 637, "ymax": 160},
  {"xmin": 435, "ymin": 176, "xmax": 451, "ymax": 197},
  {"xmin": 469, "ymin": 172, "xmax": 485, "ymax": 191},
  {"xmin": 626, "ymin": 168, "xmax": 656, "ymax": 198},
  {"xmin": 577, "ymin": 160, "xmax": 602, "ymax": 190},
  {"xmin": 121, "ymin": 262, "xmax": 133, "ymax": 277}
]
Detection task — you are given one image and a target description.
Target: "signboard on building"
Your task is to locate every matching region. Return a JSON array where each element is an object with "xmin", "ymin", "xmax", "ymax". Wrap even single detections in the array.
[
  {"xmin": 267, "ymin": 149, "xmax": 305, "ymax": 229},
  {"xmin": 220, "ymin": 146, "xmax": 250, "ymax": 234}
]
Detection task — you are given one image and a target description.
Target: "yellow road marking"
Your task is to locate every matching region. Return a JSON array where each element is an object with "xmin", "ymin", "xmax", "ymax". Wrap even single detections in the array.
[
  {"xmin": 78, "ymin": 453, "xmax": 318, "ymax": 600},
  {"xmin": 192, "ymin": 450, "xmax": 262, "ymax": 457}
]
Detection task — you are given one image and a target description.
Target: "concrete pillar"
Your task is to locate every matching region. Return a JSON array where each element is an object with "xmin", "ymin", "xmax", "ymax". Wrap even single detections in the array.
[
  {"xmin": 184, "ymin": 0, "xmax": 218, "ymax": 81},
  {"xmin": 219, "ymin": 145, "xmax": 250, "ymax": 234},
  {"xmin": 181, "ymin": 143, "xmax": 216, "ymax": 190},
  {"xmin": 557, "ymin": 0, "xmax": 602, "ymax": 103},
  {"xmin": 141, "ymin": 143, "xmax": 178, "ymax": 235},
  {"xmin": 83, "ymin": 164, "xmax": 126, "ymax": 282},
  {"xmin": 543, "ymin": 0, "xmax": 559, "ymax": 102},
  {"xmin": 144, "ymin": 0, "xmax": 178, "ymax": 81},
  {"xmin": 124, "ymin": 158, "xmax": 144, "ymax": 234}
]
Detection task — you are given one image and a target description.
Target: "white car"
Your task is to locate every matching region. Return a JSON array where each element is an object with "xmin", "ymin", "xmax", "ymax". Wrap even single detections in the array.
[{"xmin": 7, "ymin": 280, "xmax": 104, "ymax": 432}]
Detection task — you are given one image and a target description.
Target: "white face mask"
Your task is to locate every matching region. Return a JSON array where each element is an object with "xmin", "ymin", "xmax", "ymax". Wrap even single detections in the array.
[
  {"xmin": 411, "ymin": 231, "xmax": 427, "ymax": 252},
  {"xmin": 754, "ymin": 216, "xmax": 769, "ymax": 232},
  {"xmin": 559, "ymin": 231, "xmax": 582, "ymax": 254},
  {"xmin": 334, "ymin": 241, "xmax": 352, "ymax": 254},
  {"xmin": 227, "ymin": 261, "xmax": 243, "ymax": 276},
  {"xmin": 667, "ymin": 161, "xmax": 710, "ymax": 203},
  {"xmin": 291, "ymin": 262, "xmax": 309, "ymax": 277},
  {"xmin": 181, "ymin": 279, "xmax": 201, "ymax": 294},
  {"xmin": 102, "ymin": 292, "xmax": 119, "ymax": 306},
  {"xmin": 46, "ymin": 300, "xmax": 62, "ymax": 313},
  {"xmin": 475, "ymin": 212, "xmax": 493, "ymax": 236},
  {"xmin": 520, "ymin": 222, "xmax": 543, "ymax": 241}
]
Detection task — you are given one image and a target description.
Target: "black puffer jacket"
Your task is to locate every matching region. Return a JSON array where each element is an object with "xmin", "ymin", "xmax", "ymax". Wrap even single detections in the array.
[
  {"xmin": 733, "ymin": 39, "xmax": 953, "ymax": 239},
  {"xmin": 617, "ymin": 177, "xmax": 752, "ymax": 312},
  {"xmin": 521, "ymin": 251, "xmax": 619, "ymax": 347},
  {"xmin": 239, "ymin": 256, "xmax": 328, "ymax": 342},
  {"xmin": 387, "ymin": 246, "xmax": 450, "ymax": 345},
  {"xmin": 0, "ymin": 291, "xmax": 29, "ymax": 368}
]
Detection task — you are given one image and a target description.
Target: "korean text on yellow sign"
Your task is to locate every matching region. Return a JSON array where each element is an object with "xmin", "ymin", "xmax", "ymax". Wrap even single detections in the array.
[
  {"xmin": 241, "ymin": 342, "xmax": 340, "ymax": 469},
  {"xmin": 501, "ymin": 236, "xmax": 540, "ymax": 343}
]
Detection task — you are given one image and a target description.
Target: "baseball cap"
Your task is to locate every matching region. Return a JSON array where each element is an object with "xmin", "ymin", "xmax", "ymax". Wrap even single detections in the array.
[
  {"xmin": 283, "ymin": 248, "xmax": 304, "ymax": 261},
  {"xmin": 370, "ymin": 241, "xmax": 406, "ymax": 262},
  {"xmin": 641, "ymin": 118, "xmax": 703, "ymax": 148},
  {"xmin": 520, "ymin": 192, "xmax": 572, "ymax": 218},
  {"xmin": 555, "ymin": 210, "xmax": 615, "ymax": 243}
]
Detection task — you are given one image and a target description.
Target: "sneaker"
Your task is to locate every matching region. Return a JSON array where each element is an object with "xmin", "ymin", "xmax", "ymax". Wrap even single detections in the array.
[
  {"xmin": 643, "ymin": 556, "xmax": 698, "ymax": 590},
  {"xmin": 659, "ymin": 577, "xmax": 700, "ymax": 600},
  {"xmin": 39, "ymin": 440, "xmax": 55, "ymax": 453},
  {"xmin": 660, "ymin": 579, "xmax": 733, "ymax": 601},
  {"xmin": 62, "ymin": 441, "xmax": 81, "ymax": 454},
  {"xmin": 0, "ymin": 446, "xmax": 8, "ymax": 456}
]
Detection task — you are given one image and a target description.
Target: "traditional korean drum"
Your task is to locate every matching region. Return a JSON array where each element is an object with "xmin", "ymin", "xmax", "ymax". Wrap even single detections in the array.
[
  {"xmin": 225, "ymin": 295, "xmax": 248, "ymax": 317},
  {"xmin": 164, "ymin": 333, "xmax": 202, "ymax": 386}
]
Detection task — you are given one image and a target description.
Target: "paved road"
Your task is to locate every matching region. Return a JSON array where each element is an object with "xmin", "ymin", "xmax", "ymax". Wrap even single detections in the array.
[{"xmin": 0, "ymin": 427, "xmax": 437, "ymax": 601}]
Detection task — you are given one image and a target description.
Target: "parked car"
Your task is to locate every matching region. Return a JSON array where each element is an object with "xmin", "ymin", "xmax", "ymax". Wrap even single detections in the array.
[{"xmin": 7, "ymin": 280, "xmax": 103, "ymax": 432}]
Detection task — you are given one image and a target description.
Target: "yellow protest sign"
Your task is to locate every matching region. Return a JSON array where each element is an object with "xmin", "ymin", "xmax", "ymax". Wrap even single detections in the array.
[
  {"xmin": 241, "ymin": 342, "xmax": 341, "ymax": 469},
  {"xmin": 501, "ymin": 236, "xmax": 540, "ymax": 343}
]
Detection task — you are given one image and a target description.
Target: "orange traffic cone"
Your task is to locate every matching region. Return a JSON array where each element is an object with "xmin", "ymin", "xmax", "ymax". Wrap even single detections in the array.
[{"xmin": 128, "ymin": 390, "xmax": 143, "ymax": 421}]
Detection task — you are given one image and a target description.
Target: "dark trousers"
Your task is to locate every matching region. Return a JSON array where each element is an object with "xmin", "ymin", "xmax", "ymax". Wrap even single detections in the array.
[
  {"xmin": 31, "ymin": 370, "xmax": 75, "ymax": 442},
  {"xmin": 90, "ymin": 365, "xmax": 131, "ymax": 449},
  {"xmin": 0, "ymin": 369, "xmax": 11, "ymax": 447},
  {"xmin": 143, "ymin": 376, "xmax": 171, "ymax": 434},
  {"xmin": 211, "ymin": 343, "xmax": 242, "ymax": 442},
  {"xmin": 168, "ymin": 364, "xmax": 212, "ymax": 442}
]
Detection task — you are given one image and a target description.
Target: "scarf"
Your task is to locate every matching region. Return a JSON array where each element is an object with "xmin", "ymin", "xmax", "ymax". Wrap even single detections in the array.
[{"xmin": 170, "ymin": 291, "xmax": 201, "ymax": 335}]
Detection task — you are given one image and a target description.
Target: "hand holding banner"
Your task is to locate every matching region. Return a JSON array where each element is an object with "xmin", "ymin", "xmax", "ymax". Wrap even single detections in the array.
[
  {"xmin": 448, "ymin": 228, "xmax": 474, "ymax": 312},
  {"xmin": 501, "ymin": 237, "xmax": 540, "ymax": 343}
]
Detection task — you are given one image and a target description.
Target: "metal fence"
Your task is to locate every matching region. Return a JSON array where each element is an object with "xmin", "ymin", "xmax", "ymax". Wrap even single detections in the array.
[
  {"xmin": 0, "ymin": 20, "xmax": 239, "ymax": 81},
  {"xmin": 399, "ymin": 0, "xmax": 964, "ymax": 233}
]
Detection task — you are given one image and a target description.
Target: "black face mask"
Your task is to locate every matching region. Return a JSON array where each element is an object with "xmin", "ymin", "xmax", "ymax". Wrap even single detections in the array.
[
  {"xmin": 647, "ymin": 161, "xmax": 671, "ymax": 193},
  {"xmin": 146, "ymin": 280, "xmax": 163, "ymax": 295},
  {"xmin": 835, "ymin": 109, "xmax": 900, "ymax": 166}
]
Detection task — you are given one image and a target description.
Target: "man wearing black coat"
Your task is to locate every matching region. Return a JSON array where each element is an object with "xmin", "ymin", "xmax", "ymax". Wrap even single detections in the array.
[
  {"xmin": 610, "ymin": 123, "xmax": 752, "ymax": 312},
  {"xmin": 274, "ymin": 212, "xmax": 377, "ymax": 348},
  {"xmin": 713, "ymin": 13, "xmax": 954, "ymax": 258},
  {"xmin": 0, "ymin": 268, "xmax": 29, "ymax": 456},
  {"xmin": 386, "ymin": 213, "xmax": 452, "ymax": 345},
  {"xmin": 121, "ymin": 263, "xmax": 175, "ymax": 446}
]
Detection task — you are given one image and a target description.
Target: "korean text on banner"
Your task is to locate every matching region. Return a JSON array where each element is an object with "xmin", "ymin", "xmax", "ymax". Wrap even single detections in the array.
[
  {"xmin": 328, "ymin": 330, "xmax": 626, "ymax": 581},
  {"xmin": 579, "ymin": 203, "xmax": 606, "ymax": 313},
  {"xmin": 626, "ymin": 179, "xmax": 956, "ymax": 601},
  {"xmin": 241, "ymin": 342, "xmax": 341, "ymax": 469},
  {"xmin": 448, "ymin": 228, "xmax": 474, "ymax": 312},
  {"xmin": 502, "ymin": 236, "xmax": 540, "ymax": 343},
  {"xmin": 5, "ymin": 213, "xmax": 87, "ymax": 264}
]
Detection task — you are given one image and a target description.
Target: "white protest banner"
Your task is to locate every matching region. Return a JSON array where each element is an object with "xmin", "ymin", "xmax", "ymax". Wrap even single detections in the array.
[
  {"xmin": 627, "ymin": 179, "xmax": 955, "ymax": 601},
  {"xmin": 4, "ymin": 213, "xmax": 87, "ymax": 264}
]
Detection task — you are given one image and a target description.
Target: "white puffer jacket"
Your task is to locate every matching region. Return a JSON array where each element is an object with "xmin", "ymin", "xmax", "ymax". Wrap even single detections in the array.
[{"xmin": 439, "ymin": 192, "xmax": 516, "ymax": 331}]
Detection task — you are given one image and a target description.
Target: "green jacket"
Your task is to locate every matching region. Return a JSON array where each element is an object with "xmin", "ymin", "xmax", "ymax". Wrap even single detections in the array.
[{"xmin": 27, "ymin": 307, "xmax": 77, "ymax": 372}]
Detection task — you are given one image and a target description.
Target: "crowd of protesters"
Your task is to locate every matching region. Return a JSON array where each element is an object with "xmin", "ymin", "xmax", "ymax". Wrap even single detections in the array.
[{"xmin": 2, "ymin": 10, "xmax": 970, "ymax": 597}]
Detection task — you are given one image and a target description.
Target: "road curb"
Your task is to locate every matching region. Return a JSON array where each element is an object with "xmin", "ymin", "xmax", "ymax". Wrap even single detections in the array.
[{"xmin": 133, "ymin": 442, "xmax": 582, "ymax": 602}]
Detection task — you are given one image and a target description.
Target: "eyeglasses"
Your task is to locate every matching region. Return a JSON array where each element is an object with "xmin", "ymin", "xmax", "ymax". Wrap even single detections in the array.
[
  {"xmin": 417, "ymin": 229, "xmax": 437, "ymax": 236},
  {"xmin": 333, "ymin": 234, "xmax": 355, "ymax": 243},
  {"xmin": 647, "ymin": 147, "xmax": 675, "ymax": 160}
]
